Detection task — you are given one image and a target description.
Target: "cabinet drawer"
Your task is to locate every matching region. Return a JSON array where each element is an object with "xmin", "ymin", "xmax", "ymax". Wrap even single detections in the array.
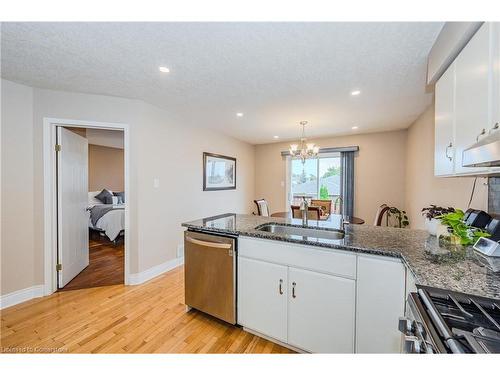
[{"xmin": 239, "ymin": 237, "xmax": 356, "ymax": 279}]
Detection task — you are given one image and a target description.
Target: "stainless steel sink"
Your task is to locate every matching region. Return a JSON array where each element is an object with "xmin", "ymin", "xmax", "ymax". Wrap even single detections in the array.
[{"xmin": 256, "ymin": 224, "xmax": 345, "ymax": 240}]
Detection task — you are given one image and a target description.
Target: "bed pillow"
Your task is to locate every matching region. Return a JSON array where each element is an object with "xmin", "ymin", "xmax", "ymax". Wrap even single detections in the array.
[
  {"xmin": 88, "ymin": 191, "xmax": 103, "ymax": 206},
  {"xmin": 113, "ymin": 191, "xmax": 125, "ymax": 204},
  {"xmin": 95, "ymin": 189, "xmax": 114, "ymax": 204}
]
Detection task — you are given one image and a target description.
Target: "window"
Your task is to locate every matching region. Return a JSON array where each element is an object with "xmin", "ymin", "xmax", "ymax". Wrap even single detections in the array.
[{"xmin": 290, "ymin": 153, "xmax": 341, "ymax": 206}]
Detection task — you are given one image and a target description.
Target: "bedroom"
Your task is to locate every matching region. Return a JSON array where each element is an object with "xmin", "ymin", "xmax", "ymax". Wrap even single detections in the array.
[{"xmin": 59, "ymin": 127, "xmax": 125, "ymax": 291}]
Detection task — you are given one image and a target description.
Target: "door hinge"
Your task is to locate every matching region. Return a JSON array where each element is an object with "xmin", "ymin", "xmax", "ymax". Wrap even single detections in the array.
[
  {"xmin": 56, "ymin": 263, "xmax": 62, "ymax": 271},
  {"xmin": 55, "ymin": 144, "xmax": 61, "ymax": 152}
]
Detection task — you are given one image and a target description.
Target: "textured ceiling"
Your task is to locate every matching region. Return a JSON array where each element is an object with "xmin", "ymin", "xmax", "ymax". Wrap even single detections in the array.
[{"xmin": 1, "ymin": 22, "xmax": 442, "ymax": 144}]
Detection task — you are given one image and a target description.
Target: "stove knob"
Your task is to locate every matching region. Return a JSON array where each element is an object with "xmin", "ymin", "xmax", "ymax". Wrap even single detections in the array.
[
  {"xmin": 403, "ymin": 335, "xmax": 422, "ymax": 354},
  {"xmin": 398, "ymin": 317, "xmax": 414, "ymax": 335},
  {"xmin": 414, "ymin": 322, "xmax": 426, "ymax": 340}
]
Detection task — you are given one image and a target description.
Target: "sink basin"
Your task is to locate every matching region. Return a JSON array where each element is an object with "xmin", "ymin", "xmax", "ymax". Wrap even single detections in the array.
[{"xmin": 256, "ymin": 224, "xmax": 345, "ymax": 240}]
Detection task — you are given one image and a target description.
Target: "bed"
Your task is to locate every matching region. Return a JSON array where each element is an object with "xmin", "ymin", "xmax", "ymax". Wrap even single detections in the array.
[{"xmin": 88, "ymin": 191, "xmax": 125, "ymax": 242}]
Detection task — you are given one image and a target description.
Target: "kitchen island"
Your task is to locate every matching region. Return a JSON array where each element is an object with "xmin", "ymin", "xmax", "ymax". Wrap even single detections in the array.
[
  {"xmin": 182, "ymin": 213, "xmax": 500, "ymax": 299},
  {"xmin": 182, "ymin": 213, "xmax": 500, "ymax": 353}
]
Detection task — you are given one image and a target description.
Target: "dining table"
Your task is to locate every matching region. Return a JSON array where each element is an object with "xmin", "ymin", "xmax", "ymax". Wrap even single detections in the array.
[{"xmin": 270, "ymin": 211, "xmax": 365, "ymax": 225}]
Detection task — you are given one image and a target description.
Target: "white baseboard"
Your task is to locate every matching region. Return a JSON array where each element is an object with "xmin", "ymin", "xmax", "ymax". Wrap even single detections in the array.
[
  {"xmin": 0, "ymin": 285, "xmax": 45, "ymax": 310},
  {"xmin": 128, "ymin": 257, "xmax": 184, "ymax": 285}
]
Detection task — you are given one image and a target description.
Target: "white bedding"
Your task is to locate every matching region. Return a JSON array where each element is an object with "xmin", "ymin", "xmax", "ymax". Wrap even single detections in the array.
[{"xmin": 88, "ymin": 203, "xmax": 125, "ymax": 241}]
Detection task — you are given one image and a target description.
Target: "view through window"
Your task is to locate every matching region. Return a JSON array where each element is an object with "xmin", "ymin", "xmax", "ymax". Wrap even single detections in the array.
[{"xmin": 290, "ymin": 154, "xmax": 341, "ymax": 206}]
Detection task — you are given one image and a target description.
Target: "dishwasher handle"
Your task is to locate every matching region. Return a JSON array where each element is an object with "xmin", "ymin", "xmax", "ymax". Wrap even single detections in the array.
[{"xmin": 185, "ymin": 235, "xmax": 232, "ymax": 249}]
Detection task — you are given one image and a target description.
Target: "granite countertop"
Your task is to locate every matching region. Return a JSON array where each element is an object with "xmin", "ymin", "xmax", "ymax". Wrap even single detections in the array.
[{"xmin": 182, "ymin": 213, "xmax": 500, "ymax": 300}]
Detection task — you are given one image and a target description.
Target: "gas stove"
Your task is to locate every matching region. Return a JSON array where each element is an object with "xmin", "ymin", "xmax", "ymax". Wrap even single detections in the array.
[{"xmin": 400, "ymin": 285, "xmax": 500, "ymax": 353}]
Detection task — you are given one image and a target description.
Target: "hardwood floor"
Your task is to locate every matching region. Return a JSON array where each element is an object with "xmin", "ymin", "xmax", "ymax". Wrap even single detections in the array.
[
  {"xmin": 0, "ymin": 266, "xmax": 293, "ymax": 354},
  {"xmin": 59, "ymin": 236, "xmax": 124, "ymax": 291}
]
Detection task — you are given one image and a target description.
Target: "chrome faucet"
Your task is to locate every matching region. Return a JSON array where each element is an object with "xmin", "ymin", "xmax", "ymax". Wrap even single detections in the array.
[
  {"xmin": 334, "ymin": 196, "xmax": 349, "ymax": 231},
  {"xmin": 334, "ymin": 196, "xmax": 343, "ymax": 215},
  {"xmin": 299, "ymin": 197, "xmax": 309, "ymax": 226}
]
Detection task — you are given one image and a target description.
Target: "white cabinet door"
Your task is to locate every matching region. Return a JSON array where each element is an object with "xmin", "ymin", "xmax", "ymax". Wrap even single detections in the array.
[
  {"xmin": 454, "ymin": 23, "xmax": 492, "ymax": 174},
  {"xmin": 237, "ymin": 257, "xmax": 288, "ymax": 343},
  {"xmin": 435, "ymin": 62, "xmax": 456, "ymax": 176},
  {"xmin": 288, "ymin": 267, "xmax": 355, "ymax": 353},
  {"xmin": 356, "ymin": 255, "xmax": 406, "ymax": 353},
  {"xmin": 489, "ymin": 22, "xmax": 500, "ymax": 174}
]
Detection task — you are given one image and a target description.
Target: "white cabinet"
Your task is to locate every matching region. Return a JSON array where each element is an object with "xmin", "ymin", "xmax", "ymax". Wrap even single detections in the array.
[
  {"xmin": 489, "ymin": 23, "xmax": 500, "ymax": 174},
  {"xmin": 288, "ymin": 267, "xmax": 355, "ymax": 353},
  {"xmin": 237, "ymin": 257, "xmax": 288, "ymax": 342},
  {"xmin": 237, "ymin": 237, "xmax": 406, "ymax": 353},
  {"xmin": 434, "ymin": 22, "xmax": 500, "ymax": 176},
  {"xmin": 355, "ymin": 255, "xmax": 406, "ymax": 353},
  {"xmin": 454, "ymin": 23, "xmax": 492, "ymax": 174},
  {"xmin": 435, "ymin": 61, "xmax": 456, "ymax": 176}
]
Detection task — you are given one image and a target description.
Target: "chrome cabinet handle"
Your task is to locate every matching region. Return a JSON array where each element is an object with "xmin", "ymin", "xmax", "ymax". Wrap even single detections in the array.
[
  {"xmin": 489, "ymin": 122, "xmax": 499, "ymax": 134},
  {"xmin": 445, "ymin": 142, "xmax": 453, "ymax": 161},
  {"xmin": 279, "ymin": 279, "xmax": 283, "ymax": 295},
  {"xmin": 292, "ymin": 282, "xmax": 296, "ymax": 298},
  {"xmin": 476, "ymin": 128, "xmax": 486, "ymax": 142}
]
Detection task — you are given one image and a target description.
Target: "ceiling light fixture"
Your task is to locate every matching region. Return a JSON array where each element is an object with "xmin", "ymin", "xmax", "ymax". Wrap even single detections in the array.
[
  {"xmin": 159, "ymin": 66, "xmax": 170, "ymax": 73},
  {"xmin": 351, "ymin": 90, "xmax": 361, "ymax": 96},
  {"xmin": 273, "ymin": 135, "xmax": 280, "ymax": 139},
  {"xmin": 352, "ymin": 126, "xmax": 359, "ymax": 130},
  {"xmin": 289, "ymin": 121, "xmax": 319, "ymax": 164},
  {"xmin": 236, "ymin": 112, "xmax": 244, "ymax": 117}
]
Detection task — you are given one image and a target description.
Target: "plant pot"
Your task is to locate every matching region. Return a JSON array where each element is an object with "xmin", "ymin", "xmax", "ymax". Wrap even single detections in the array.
[{"xmin": 425, "ymin": 218, "xmax": 441, "ymax": 236}]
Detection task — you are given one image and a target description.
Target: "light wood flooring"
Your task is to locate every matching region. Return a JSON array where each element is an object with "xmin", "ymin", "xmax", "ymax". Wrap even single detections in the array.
[
  {"xmin": 59, "ymin": 235, "xmax": 124, "ymax": 291},
  {"xmin": 0, "ymin": 266, "xmax": 293, "ymax": 353}
]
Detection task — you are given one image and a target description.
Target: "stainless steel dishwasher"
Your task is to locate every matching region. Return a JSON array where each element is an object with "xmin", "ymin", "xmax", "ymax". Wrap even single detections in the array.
[{"xmin": 184, "ymin": 230, "xmax": 236, "ymax": 324}]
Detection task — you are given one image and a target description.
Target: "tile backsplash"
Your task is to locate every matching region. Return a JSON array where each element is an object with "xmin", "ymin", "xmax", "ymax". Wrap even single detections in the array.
[{"xmin": 489, "ymin": 177, "xmax": 500, "ymax": 216}]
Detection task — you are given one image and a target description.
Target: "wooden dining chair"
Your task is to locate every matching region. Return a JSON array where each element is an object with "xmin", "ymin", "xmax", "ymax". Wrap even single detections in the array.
[
  {"xmin": 291, "ymin": 205, "xmax": 321, "ymax": 220},
  {"xmin": 310, "ymin": 199, "xmax": 332, "ymax": 216},
  {"xmin": 254, "ymin": 199, "xmax": 270, "ymax": 217},
  {"xmin": 374, "ymin": 204, "xmax": 391, "ymax": 226}
]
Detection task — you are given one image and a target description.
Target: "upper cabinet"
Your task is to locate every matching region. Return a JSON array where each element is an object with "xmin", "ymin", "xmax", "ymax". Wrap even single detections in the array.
[
  {"xmin": 434, "ymin": 22, "xmax": 500, "ymax": 177},
  {"xmin": 454, "ymin": 23, "xmax": 491, "ymax": 174},
  {"xmin": 435, "ymin": 62, "xmax": 456, "ymax": 176}
]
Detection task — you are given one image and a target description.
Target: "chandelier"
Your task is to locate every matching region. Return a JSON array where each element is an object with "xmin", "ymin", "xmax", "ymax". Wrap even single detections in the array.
[{"xmin": 289, "ymin": 121, "xmax": 319, "ymax": 164}]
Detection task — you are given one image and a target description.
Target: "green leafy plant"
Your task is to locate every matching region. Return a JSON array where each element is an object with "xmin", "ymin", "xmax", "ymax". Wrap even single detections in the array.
[
  {"xmin": 319, "ymin": 185, "xmax": 329, "ymax": 199},
  {"xmin": 387, "ymin": 207, "xmax": 410, "ymax": 228},
  {"xmin": 437, "ymin": 209, "xmax": 490, "ymax": 246}
]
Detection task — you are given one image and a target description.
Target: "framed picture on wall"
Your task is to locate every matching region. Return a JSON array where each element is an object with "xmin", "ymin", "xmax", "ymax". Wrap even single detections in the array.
[{"xmin": 203, "ymin": 152, "xmax": 236, "ymax": 191}]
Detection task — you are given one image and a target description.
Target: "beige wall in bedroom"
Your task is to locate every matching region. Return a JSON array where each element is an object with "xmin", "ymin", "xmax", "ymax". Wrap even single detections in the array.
[
  {"xmin": 405, "ymin": 104, "xmax": 488, "ymax": 230},
  {"xmin": 1, "ymin": 78, "xmax": 255, "ymax": 295},
  {"xmin": 88, "ymin": 144, "xmax": 125, "ymax": 192},
  {"xmin": 255, "ymin": 130, "xmax": 408, "ymax": 225}
]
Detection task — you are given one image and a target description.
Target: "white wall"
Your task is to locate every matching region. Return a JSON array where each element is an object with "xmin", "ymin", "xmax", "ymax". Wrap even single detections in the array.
[
  {"xmin": 2, "ymin": 79, "xmax": 255, "ymax": 295},
  {"xmin": 1, "ymin": 80, "xmax": 36, "ymax": 294}
]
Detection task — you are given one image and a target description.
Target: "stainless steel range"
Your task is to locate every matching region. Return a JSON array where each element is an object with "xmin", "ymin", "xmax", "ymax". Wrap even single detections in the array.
[{"xmin": 400, "ymin": 285, "xmax": 500, "ymax": 353}]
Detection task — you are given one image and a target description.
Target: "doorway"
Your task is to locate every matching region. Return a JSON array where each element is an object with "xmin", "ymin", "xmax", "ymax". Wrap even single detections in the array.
[
  {"xmin": 42, "ymin": 118, "xmax": 130, "ymax": 296},
  {"xmin": 57, "ymin": 126, "xmax": 125, "ymax": 291}
]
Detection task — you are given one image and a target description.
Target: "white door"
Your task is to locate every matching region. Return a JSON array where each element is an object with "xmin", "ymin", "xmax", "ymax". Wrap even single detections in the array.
[
  {"xmin": 288, "ymin": 267, "xmax": 355, "ymax": 353},
  {"xmin": 237, "ymin": 257, "xmax": 288, "ymax": 343},
  {"xmin": 57, "ymin": 127, "xmax": 89, "ymax": 287},
  {"xmin": 356, "ymin": 255, "xmax": 406, "ymax": 353},
  {"xmin": 435, "ymin": 62, "xmax": 456, "ymax": 176},
  {"xmin": 454, "ymin": 23, "xmax": 492, "ymax": 174}
]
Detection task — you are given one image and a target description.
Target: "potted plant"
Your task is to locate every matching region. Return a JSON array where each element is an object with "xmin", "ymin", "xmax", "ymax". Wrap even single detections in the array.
[
  {"xmin": 421, "ymin": 205, "xmax": 455, "ymax": 236},
  {"xmin": 437, "ymin": 209, "xmax": 490, "ymax": 249}
]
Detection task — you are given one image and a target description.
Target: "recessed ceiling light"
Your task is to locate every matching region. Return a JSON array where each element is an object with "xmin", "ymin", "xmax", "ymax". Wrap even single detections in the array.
[
  {"xmin": 159, "ymin": 66, "xmax": 170, "ymax": 73},
  {"xmin": 236, "ymin": 112, "xmax": 244, "ymax": 117},
  {"xmin": 273, "ymin": 135, "xmax": 280, "ymax": 139},
  {"xmin": 352, "ymin": 126, "xmax": 359, "ymax": 130},
  {"xmin": 351, "ymin": 90, "xmax": 361, "ymax": 96}
]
